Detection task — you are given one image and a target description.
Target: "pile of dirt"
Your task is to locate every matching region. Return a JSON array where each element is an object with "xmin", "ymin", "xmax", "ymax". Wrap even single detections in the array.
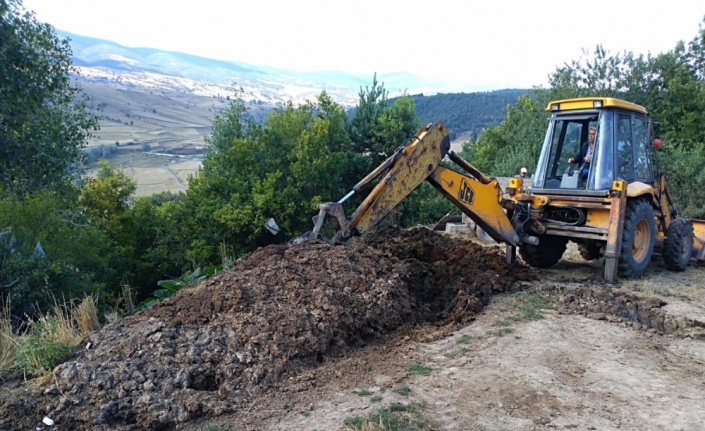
[
  {"xmin": 0, "ymin": 228, "xmax": 528, "ymax": 430},
  {"xmin": 548, "ymin": 284, "xmax": 705, "ymax": 338}
]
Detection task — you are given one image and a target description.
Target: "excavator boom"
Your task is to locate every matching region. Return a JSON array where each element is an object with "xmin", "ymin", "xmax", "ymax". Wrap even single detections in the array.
[{"xmin": 301, "ymin": 122, "xmax": 523, "ymax": 246}]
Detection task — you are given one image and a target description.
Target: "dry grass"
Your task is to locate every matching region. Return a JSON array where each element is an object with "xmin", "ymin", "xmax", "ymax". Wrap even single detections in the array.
[
  {"xmin": 4, "ymin": 297, "xmax": 99, "ymax": 378},
  {"xmin": 49, "ymin": 302, "xmax": 82, "ymax": 346},
  {"xmin": 624, "ymin": 278, "xmax": 671, "ymax": 297},
  {"xmin": 0, "ymin": 305, "xmax": 18, "ymax": 372},
  {"xmin": 74, "ymin": 296, "xmax": 101, "ymax": 336}
]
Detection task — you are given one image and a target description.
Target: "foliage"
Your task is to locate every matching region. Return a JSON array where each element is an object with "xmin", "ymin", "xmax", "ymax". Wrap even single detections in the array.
[
  {"xmin": 0, "ymin": 0, "xmax": 100, "ymax": 194},
  {"xmin": 348, "ymin": 74, "xmax": 422, "ymax": 167},
  {"xmin": 395, "ymin": 89, "xmax": 526, "ymax": 140},
  {"xmin": 658, "ymin": 141, "xmax": 705, "ymax": 218},
  {"xmin": 137, "ymin": 265, "xmax": 221, "ymax": 309},
  {"xmin": 0, "ymin": 192, "xmax": 111, "ymax": 317},
  {"xmin": 460, "ymin": 92, "xmax": 550, "ymax": 176},
  {"xmin": 185, "ymin": 90, "xmax": 362, "ymax": 262}
]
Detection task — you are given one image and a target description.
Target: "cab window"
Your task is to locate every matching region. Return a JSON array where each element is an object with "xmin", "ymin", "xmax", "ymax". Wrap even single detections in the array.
[
  {"xmin": 633, "ymin": 115, "xmax": 651, "ymax": 180},
  {"xmin": 617, "ymin": 113, "xmax": 635, "ymax": 181}
]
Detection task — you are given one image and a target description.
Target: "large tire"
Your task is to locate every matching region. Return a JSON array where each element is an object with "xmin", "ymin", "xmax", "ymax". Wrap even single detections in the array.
[
  {"xmin": 663, "ymin": 218, "xmax": 693, "ymax": 271},
  {"xmin": 519, "ymin": 235, "xmax": 568, "ymax": 268},
  {"xmin": 578, "ymin": 241, "xmax": 603, "ymax": 261},
  {"xmin": 618, "ymin": 199, "xmax": 656, "ymax": 278}
]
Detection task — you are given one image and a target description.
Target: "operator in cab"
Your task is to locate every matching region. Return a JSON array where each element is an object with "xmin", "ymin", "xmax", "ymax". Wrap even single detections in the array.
[{"xmin": 567, "ymin": 127, "xmax": 596, "ymax": 180}]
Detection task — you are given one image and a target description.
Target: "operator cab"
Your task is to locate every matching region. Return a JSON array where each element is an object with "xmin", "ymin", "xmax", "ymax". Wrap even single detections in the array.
[{"xmin": 531, "ymin": 97, "xmax": 654, "ymax": 194}]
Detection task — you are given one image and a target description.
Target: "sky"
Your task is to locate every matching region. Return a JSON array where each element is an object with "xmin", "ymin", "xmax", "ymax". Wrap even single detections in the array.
[{"xmin": 21, "ymin": 0, "xmax": 705, "ymax": 90}]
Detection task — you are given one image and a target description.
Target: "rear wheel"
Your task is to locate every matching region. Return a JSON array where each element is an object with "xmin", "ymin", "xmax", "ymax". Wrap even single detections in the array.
[
  {"xmin": 519, "ymin": 235, "xmax": 568, "ymax": 268},
  {"xmin": 618, "ymin": 199, "xmax": 656, "ymax": 278},
  {"xmin": 663, "ymin": 218, "xmax": 693, "ymax": 271}
]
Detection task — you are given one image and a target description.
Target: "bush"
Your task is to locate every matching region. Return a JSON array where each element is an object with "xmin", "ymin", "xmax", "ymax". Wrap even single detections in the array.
[{"xmin": 658, "ymin": 142, "xmax": 705, "ymax": 218}]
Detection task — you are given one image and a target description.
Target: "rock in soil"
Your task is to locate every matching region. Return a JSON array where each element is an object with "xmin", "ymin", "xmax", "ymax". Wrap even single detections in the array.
[{"xmin": 0, "ymin": 227, "xmax": 530, "ymax": 430}]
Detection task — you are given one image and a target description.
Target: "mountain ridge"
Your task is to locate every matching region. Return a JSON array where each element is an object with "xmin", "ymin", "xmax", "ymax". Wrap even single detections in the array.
[{"xmin": 59, "ymin": 30, "xmax": 452, "ymax": 107}]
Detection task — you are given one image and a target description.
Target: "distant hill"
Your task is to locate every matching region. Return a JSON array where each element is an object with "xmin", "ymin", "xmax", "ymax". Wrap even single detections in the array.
[
  {"xmin": 59, "ymin": 30, "xmax": 450, "ymax": 107},
  {"xmin": 394, "ymin": 89, "xmax": 527, "ymax": 140}
]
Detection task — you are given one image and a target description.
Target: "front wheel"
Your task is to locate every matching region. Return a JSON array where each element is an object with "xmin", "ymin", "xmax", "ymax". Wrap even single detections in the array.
[
  {"xmin": 519, "ymin": 235, "xmax": 568, "ymax": 268},
  {"xmin": 618, "ymin": 199, "xmax": 656, "ymax": 278},
  {"xmin": 662, "ymin": 218, "xmax": 693, "ymax": 271}
]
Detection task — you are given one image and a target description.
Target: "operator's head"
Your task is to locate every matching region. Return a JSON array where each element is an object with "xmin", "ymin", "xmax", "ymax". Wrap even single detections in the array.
[
  {"xmin": 520, "ymin": 167, "xmax": 527, "ymax": 177},
  {"xmin": 588, "ymin": 127, "xmax": 596, "ymax": 145}
]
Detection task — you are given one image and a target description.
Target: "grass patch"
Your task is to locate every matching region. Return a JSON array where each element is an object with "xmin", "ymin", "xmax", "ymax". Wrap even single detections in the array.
[
  {"xmin": 393, "ymin": 385, "xmax": 411, "ymax": 397},
  {"xmin": 379, "ymin": 387, "xmax": 387, "ymax": 393},
  {"xmin": 353, "ymin": 389, "xmax": 373, "ymax": 396},
  {"xmin": 488, "ymin": 292, "xmax": 550, "ymax": 338},
  {"xmin": 8, "ymin": 297, "xmax": 98, "ymax": 378},
  {"xmin": 14, "ymin": 314, "xmax": 75, "ymax": 378},
  {"xmin": 343, "ymin": 401, "xmax": 435, "ymax": 431},
  {"xmin": 444, "ymin": 346, "xmax": 472, "ymax": 359},
  {"xmin": 455, "ymin": 334, "xmax": 472, "ymax": 344},
  {"xmin": 408, "ymin": 364, "xmax": 431, "ymax": 376},
  {"xmin": 370, "ymin": 395, "xmax": 383, "ymax": 403},
  {"xmin": 487, "ymin": 327, "xmax": 514, "ymax": 337},
  {"xmin": 508, "ymin": 292, "xmax": 551, "ymax": 321}
]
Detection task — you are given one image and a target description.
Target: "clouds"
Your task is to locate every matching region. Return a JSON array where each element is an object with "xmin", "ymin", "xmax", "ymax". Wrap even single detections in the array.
[{"xmin": 23, "ymin": 0, "xmax": 705, "ymax": 89}]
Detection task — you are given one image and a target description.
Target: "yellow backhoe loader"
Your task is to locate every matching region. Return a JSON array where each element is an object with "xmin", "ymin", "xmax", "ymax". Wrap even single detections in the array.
[{"xmin": 300, "ymin": 97, "xmax": 705, "ymax": 283}]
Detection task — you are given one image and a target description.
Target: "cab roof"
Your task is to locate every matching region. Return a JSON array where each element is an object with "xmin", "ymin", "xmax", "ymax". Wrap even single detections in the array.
[{"xmin": 545, "ymin": 97, "xmax": 648, "ymax": 115}]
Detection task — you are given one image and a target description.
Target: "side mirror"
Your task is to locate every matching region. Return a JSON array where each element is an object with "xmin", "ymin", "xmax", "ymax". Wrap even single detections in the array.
[{"xmin": 652, "ymin": 138, "xmax": 662, "ymax": 149}]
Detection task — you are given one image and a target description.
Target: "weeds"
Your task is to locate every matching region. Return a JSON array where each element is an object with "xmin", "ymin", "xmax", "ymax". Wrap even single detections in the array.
[
  {"xmin": 370, "ymin": 395, "xmax": 383, "ymax": 403},
  {"xmin": 120, "ymin": 281, "xmax": 136, "ymax": 315},
  {"xmin": 408, "ymin": 364, "xmax": 431, "ymax": 376},
  {"xmin": 343, "ymin": 401, "xmax": 435, "ymax": 431},
  {"xmin": 393, "ymin": 385, "xmax": 411, "ymax": 397},
  {"xmin": 14, "ymin": 315, "xmax": 75, "ymax": 378},
  {"xmin": 353, "ymin": 389, "xmax": 373, "ymax": 396}
]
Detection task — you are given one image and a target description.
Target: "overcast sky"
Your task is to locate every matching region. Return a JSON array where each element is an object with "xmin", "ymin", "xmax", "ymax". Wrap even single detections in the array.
[{"xmin": 22, "ymin": 0, "xmax": 705, "ymax": 90}]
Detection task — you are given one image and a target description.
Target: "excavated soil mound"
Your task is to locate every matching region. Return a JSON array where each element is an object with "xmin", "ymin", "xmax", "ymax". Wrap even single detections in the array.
[
  {"xmin": 0, "ymin": 228, "xmax": 527, "ymax": 431},
  {"xmin": 548, "ymin": 285, "xmax": 705, "ymax": 338}
]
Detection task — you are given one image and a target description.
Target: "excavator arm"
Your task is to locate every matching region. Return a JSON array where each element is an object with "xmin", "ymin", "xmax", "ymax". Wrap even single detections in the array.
[{"xmin": 300, "ymin": 122, "xmax": 523, "ymax": 246}]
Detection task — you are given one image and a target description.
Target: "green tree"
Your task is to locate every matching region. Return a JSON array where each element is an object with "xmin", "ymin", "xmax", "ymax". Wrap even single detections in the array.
[
  {"xmin": 0, "ymin": 191, "xmax": 111, "ymax": 317},
  {"xmin": 184, "ymin": 91, "xmax": 357, "ymax": 262},
  {"xmin": 348, "ymin": 74, "xmax": 422, "ymax": 166},
  {"xmin": 0, "ymin": 0, "xmax": 99, "ymax": 194}
]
